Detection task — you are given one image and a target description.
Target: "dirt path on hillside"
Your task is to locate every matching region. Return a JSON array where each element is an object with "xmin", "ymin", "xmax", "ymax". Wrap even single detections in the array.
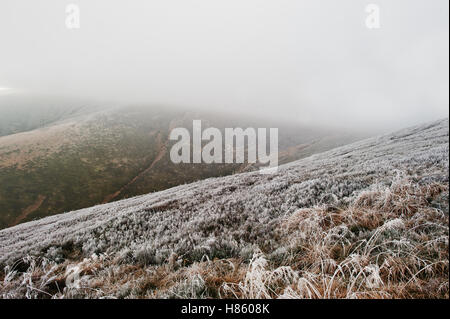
[
  {"xmin": 102, "ymin": 133, "xmax": 168, "ymax": 203},
  {"xmin": 10, "ymin": 195, "xmax": 46, "ymax": 226}
]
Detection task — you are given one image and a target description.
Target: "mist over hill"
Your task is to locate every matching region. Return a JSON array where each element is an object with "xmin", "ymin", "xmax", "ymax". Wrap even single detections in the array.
[{"xmin": 0, "ymin": 93, "xmax": 111, "ymax": 137}]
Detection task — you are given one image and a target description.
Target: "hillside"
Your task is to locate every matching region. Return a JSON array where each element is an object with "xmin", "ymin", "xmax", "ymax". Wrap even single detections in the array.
[
  {"xmin": 0, "ymin": 100, "xmax": 363, "ymax": 228},
  {"xmin": 0, "ymin": 118, "xmax": 448, "ymax": 299}
]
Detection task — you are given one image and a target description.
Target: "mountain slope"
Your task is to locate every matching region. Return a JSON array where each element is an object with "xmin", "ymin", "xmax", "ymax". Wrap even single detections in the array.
[{"xmin": 0, "ymin": 118, "xmax": 448, "ymax": 299}]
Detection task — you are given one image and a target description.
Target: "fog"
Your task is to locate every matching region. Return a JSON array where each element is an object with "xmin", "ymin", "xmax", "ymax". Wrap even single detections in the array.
[{"xmin": 0, "ymin": 0, "xmax": 448, "ymax": 130}]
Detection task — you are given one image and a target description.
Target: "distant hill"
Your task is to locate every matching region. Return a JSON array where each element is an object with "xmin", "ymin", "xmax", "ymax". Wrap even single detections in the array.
[
  {"xmin": 0, "ymin": 98, "xmax": 365, "ymax": 228},
  {"xmin": 0, "ymin": 93, "xmax": 108, "ymax": 137}
]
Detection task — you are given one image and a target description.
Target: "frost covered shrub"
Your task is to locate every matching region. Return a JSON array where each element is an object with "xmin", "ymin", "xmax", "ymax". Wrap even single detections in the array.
[
  {"xmin": 133, "ymin": 247, "xmax": 158, "ymax": 266},
  {"xmin": 268, "ymin": 247, "xmax": 290, "ymax": 264},
  {"xmin": 162, "ymin": 274, "xmax": 207, "ymax": 299},
  {"xmin": 183, "ymin": 238, "xmax": 239, "ymax": 264},
  {"xmin": 44, "ymin": 246, "xmax": 64, "ymax": 263},
  {"xmin": 222, "ymin": 251, "xmax": 299, "ymax": 299},
  {"xmin": 0, "ymin": 256, "xmax": 60, "ymax": 299},
  {"xmin": 239, "ymin": 245, "xmax": 259, "ymax": 262}
]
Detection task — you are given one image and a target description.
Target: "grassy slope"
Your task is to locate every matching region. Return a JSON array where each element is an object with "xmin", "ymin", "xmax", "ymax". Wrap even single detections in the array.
[{"xmin": 0, "ymin": 118, "xmax": 447, "ymax": 299}]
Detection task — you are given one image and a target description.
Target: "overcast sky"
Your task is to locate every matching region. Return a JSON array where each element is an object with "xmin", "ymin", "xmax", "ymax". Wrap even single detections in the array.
[{"xmin": 0, "ymin": 0, "xmax": 448, "ymax": 130}]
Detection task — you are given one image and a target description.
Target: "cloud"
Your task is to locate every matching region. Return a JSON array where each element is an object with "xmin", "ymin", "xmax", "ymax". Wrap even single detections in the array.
[{"xmin": 0, "ymin": 0, "xmax": 448, "ymax": 130}]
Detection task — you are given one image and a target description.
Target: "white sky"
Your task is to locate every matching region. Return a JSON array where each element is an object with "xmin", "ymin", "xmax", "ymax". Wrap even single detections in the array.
[{"xmin": 0, "ymin": 0, "xmax": 448, "ymax": 130}]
